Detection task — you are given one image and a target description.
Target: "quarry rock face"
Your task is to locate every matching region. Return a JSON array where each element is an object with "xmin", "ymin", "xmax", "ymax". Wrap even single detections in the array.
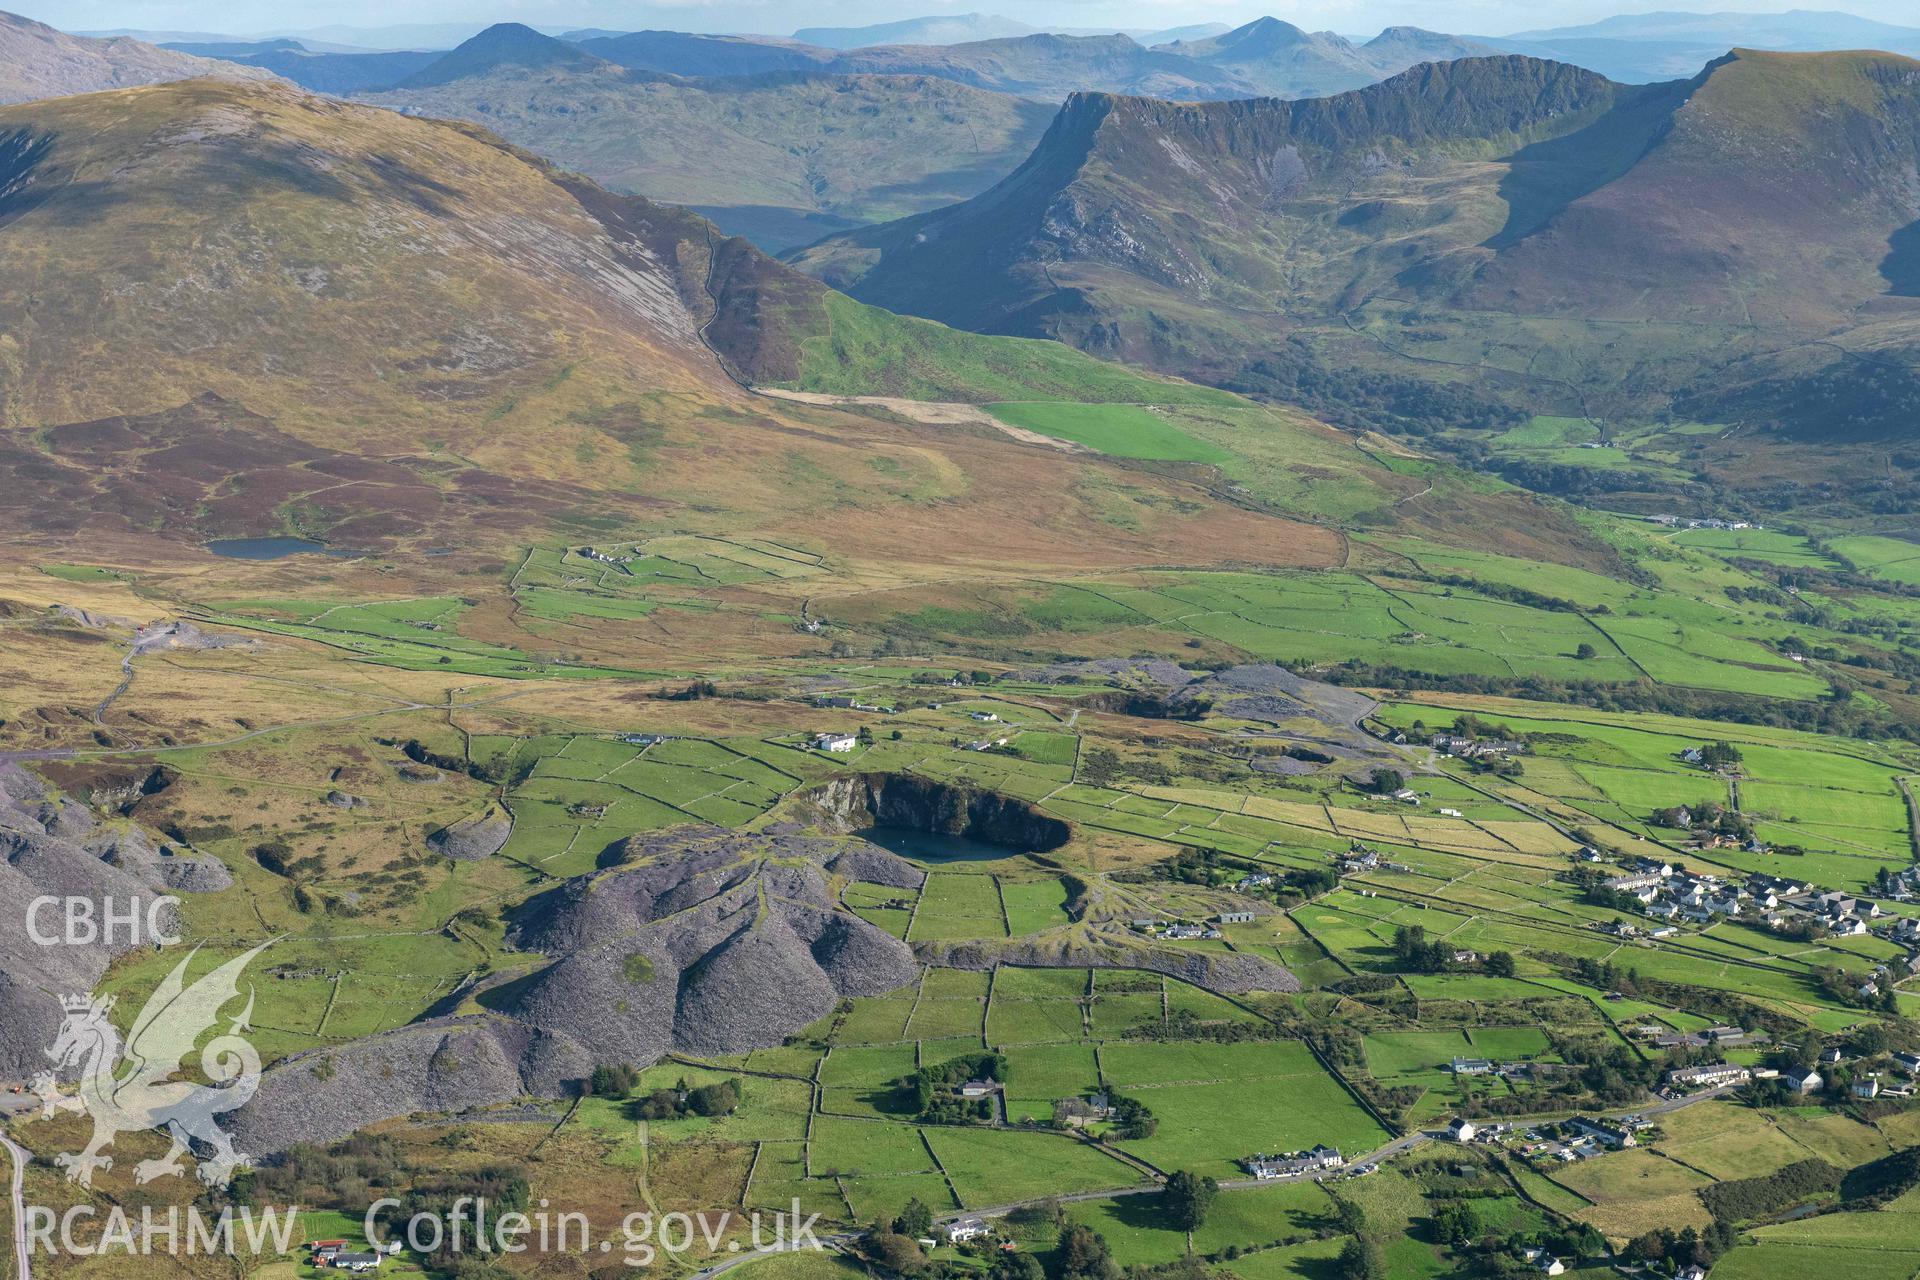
[{"xmin": 797, "ymin": 772, "xmax": 1071, "ymax": 852}]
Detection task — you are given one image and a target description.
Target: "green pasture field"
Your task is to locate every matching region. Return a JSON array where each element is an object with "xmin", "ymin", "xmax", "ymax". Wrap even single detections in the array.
[
  {"xmin": 1711, "ymin": 1243, "xmax": 1920, "ymax": 1280},
  {"xmin": 924, "ymin": 1127, "xmax": 1146, "ymax": 1206},
  {"xmin": 1832, "ymin": 535, "xmax": 1920, "ymax": 586},
  {"xmin": 988, "ymin": 995, "xmax": 1090, "ymax": 1044},
  {"xmin": 1001, "ymin": 878, "xmax": 1073, "ymax": 934},
  {"xmin": 986, "ymin": 402, "xmax": 1231, "ymax": 463},
  {"xmin": 909, "ymin": 873, "xmax": 1009, "ymax": 940}
]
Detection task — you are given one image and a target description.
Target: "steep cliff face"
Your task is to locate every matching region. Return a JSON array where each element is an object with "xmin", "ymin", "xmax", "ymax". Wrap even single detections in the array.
[{"xmin": 796, "ymin": 773, "xmax": 1072, "ymax": 852}]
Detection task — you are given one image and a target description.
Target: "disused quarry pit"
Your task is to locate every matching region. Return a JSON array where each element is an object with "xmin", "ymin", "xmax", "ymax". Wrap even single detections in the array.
[{"xmin": 792, "ymin": 772, "xmax": 1070, "ymax": 855}]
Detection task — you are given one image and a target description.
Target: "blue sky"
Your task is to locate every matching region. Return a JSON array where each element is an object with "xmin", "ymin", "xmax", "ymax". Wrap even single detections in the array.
[{"xmin": 23, "ymin": 0, "xmax": 1920, "ymax": 41}]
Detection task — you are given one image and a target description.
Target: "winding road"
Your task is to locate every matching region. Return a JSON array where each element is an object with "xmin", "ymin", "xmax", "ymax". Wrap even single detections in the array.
[{"xmin": 2, "ymin": 1130, "xmax": 29, "ymax": 1280}]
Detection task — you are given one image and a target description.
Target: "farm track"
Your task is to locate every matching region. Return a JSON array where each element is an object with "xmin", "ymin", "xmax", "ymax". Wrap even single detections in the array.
[{"xmin": 1, "ymin": 1130, "xmax": 25, "ymax": 1280}]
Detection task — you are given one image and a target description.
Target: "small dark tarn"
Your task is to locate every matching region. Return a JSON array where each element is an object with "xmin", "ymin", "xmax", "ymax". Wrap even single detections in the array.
[
  {"xmin": 205, "ymin": 537, "xmax": 359, "ymax": 560},
  {"xmin": 859, "ymin": 827, "xmax": 1020, "ymax": 864}
]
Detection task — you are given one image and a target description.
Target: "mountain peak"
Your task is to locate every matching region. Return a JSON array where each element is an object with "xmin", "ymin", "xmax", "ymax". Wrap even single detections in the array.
[
  {"xmin": 1215, "ymin": 16, "xmax": 1315, "ymax": 50},
  {"xmin": 398, "ymin": 21, "xmax": 601, "ymax": 87}
]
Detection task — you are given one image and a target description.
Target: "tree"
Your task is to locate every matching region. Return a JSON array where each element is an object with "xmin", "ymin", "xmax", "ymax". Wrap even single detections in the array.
[
  {"xmin": 688, "ymin": 1081, "xmax": 740, "ymax": 1116},
  {"xmin": 1573, "ymin": 642, "xmax": 1597, "ymax": 660},
  {"xmin": 589, "ymin": 1063, "xmax": 638, "ymax": 1097},
  {"xmin": 866, "ymin": 1231, "xmax": 925, "ymax": 1274},
  {"xmin": 1485, "ymin": 950, "xmax": 1517, "ymax": 978},
  {"xmin": 892, "ymin": 1198, "xmax": 934, "ymax": 1240},
  {"xmin": 1430, "ymin": 1199, "xmax": 1480, "ymax": 1245},
  {"xmin": 1700, "ymin": 741, "xmax": 1744, "ymax": 768},
  {"xmin": 1369, "ymin": 768, "xmax": 1406, "ymax": 795},
  {"xmin": 1162, "ymin": 1170, "xmax": 1218, "ymax": 1231},
  {"xmin": 1392, "ymin": 924, "xmax": 1450, "ymax": 974},
  {"xmin": 1058, "ymin": 1225, "xmax": 1117, "ymax": 1280},
  {"xmin": 993, "ymin": 1252, "xmax": 1045, "ymax": 1280},
  {"xmin": 1336, "ymin": 1237, "xmax": 1384, "ymax": 1280}
]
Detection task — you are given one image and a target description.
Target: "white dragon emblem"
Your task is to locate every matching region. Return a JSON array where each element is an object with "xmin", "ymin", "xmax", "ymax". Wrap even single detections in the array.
[{"xmin": 35, "ymin": 943, "xmax": 269, "ymax": 1188}]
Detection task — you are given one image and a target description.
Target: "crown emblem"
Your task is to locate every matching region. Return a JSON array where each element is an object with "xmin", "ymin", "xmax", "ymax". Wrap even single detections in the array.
[{"xmin": 61, "ymin": 993, "xmax": 111, "ymax": 1014}]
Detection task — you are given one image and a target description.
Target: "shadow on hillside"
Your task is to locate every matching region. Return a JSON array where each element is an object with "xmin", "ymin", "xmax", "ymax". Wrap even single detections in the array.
[
  {"xmin": 1883, "ymin": 218, "xmax": 1920, "ymax": 296},
  {"xmin": 1485, "ymin": 75, "xmax": 1696, "ymax": 249}
]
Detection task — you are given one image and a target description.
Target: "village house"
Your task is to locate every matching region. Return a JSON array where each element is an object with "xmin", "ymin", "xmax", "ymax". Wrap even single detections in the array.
[
  {"xmin": 1215, "ymin": 911, "xmax": 1257, "ymax": 925},
  {"xmin": 947, "ymin": 1218, "xmax": 989, "ymax": 1243},
  {"xmin": 1056, "ymin": 1094, "xmax": 1113, "ymax": 1128},
  {"xmin": 1666, "ymin": 1063, "xmax": 1751, "ymax": 1091},
  {"xmin": 1853, "ymin": 1074, "xmax": 1882, "ymax": 1100},
  {"xmin": 1243, "ymin": 1146, "xmax": 1343, "ymax": 1180},
  {"xmin": 960, "ymin": 1079, "xmax": 1000, "ymax": 1098},
  {"xmin": 1236, "ymin": 872, "xmax": 1275, "ymax": 890},
  {"xmin": 1521, "ymin": 1248, "xmax": 1564, "ymax": 1276},
  {"xmin": 1450, "ymin": 1057, "xmax": 1494, "ymax": 1076},
  {"xmin": 1445, "ymin": 1117, "xmax": 1477, "ymax": 1142},
  {"xmin": 812, "ymin": 733, "xmax": 858, "ymax": 753},
  {"xmin": 1783, "ymin": 1066, "xmax": 1824, "ymax": 1095},
  {"xmin": 1566, "ymin": 1116, "xmax": 1636, "ymax": 1149}
]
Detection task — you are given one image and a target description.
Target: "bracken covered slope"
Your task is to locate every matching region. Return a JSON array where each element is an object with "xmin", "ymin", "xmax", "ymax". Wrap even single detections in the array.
[{"xmin": 0, "ymin": 78, "xmax": 1412, "ymax": 576}]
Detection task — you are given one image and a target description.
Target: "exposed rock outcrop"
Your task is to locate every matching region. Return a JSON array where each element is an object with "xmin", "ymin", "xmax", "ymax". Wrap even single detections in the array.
[
  {"xmin": 86, "ymin": 824, "xmax": 234, "ymax": 893},
  {"xmin": 427, "ymin": 808, "xmax": 512, "ymax": 861},
  {"xmin": 795, "ymin": 773, "xmax": 1071, "ymax": 853}
]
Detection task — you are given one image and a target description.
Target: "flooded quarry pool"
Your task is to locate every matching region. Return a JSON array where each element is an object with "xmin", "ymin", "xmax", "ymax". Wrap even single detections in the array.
[{"xmin": 792, "ymin": 772, "xmax": 1070, "ymax": 862}]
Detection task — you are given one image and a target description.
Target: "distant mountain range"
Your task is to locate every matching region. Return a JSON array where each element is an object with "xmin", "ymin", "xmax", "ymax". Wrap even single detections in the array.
[
  {"xmin": 177, "ymin": 18, "xmax": 1506, "ymax": 105},
  {"xmin": 144, "ymin": 17, "xmax": 1494, "ymax": 249},
  {"xmin": 790, "ymin": 14, "xmax": 1234, "ymax": 49},
  {"xmin": 1479, "ymin": 7, "xmax": 1920, "ymax": 80},
  {"xmin": 789, "ymin": 49, "xmax": 1920, "ymax": 447},
  {"xmin": 0, "ymin": 10, "xmax": 276, "ymax": 105},
  {"xmin": 363, "ymin": 24, "xmax": 1055, "ymax": 249}
]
